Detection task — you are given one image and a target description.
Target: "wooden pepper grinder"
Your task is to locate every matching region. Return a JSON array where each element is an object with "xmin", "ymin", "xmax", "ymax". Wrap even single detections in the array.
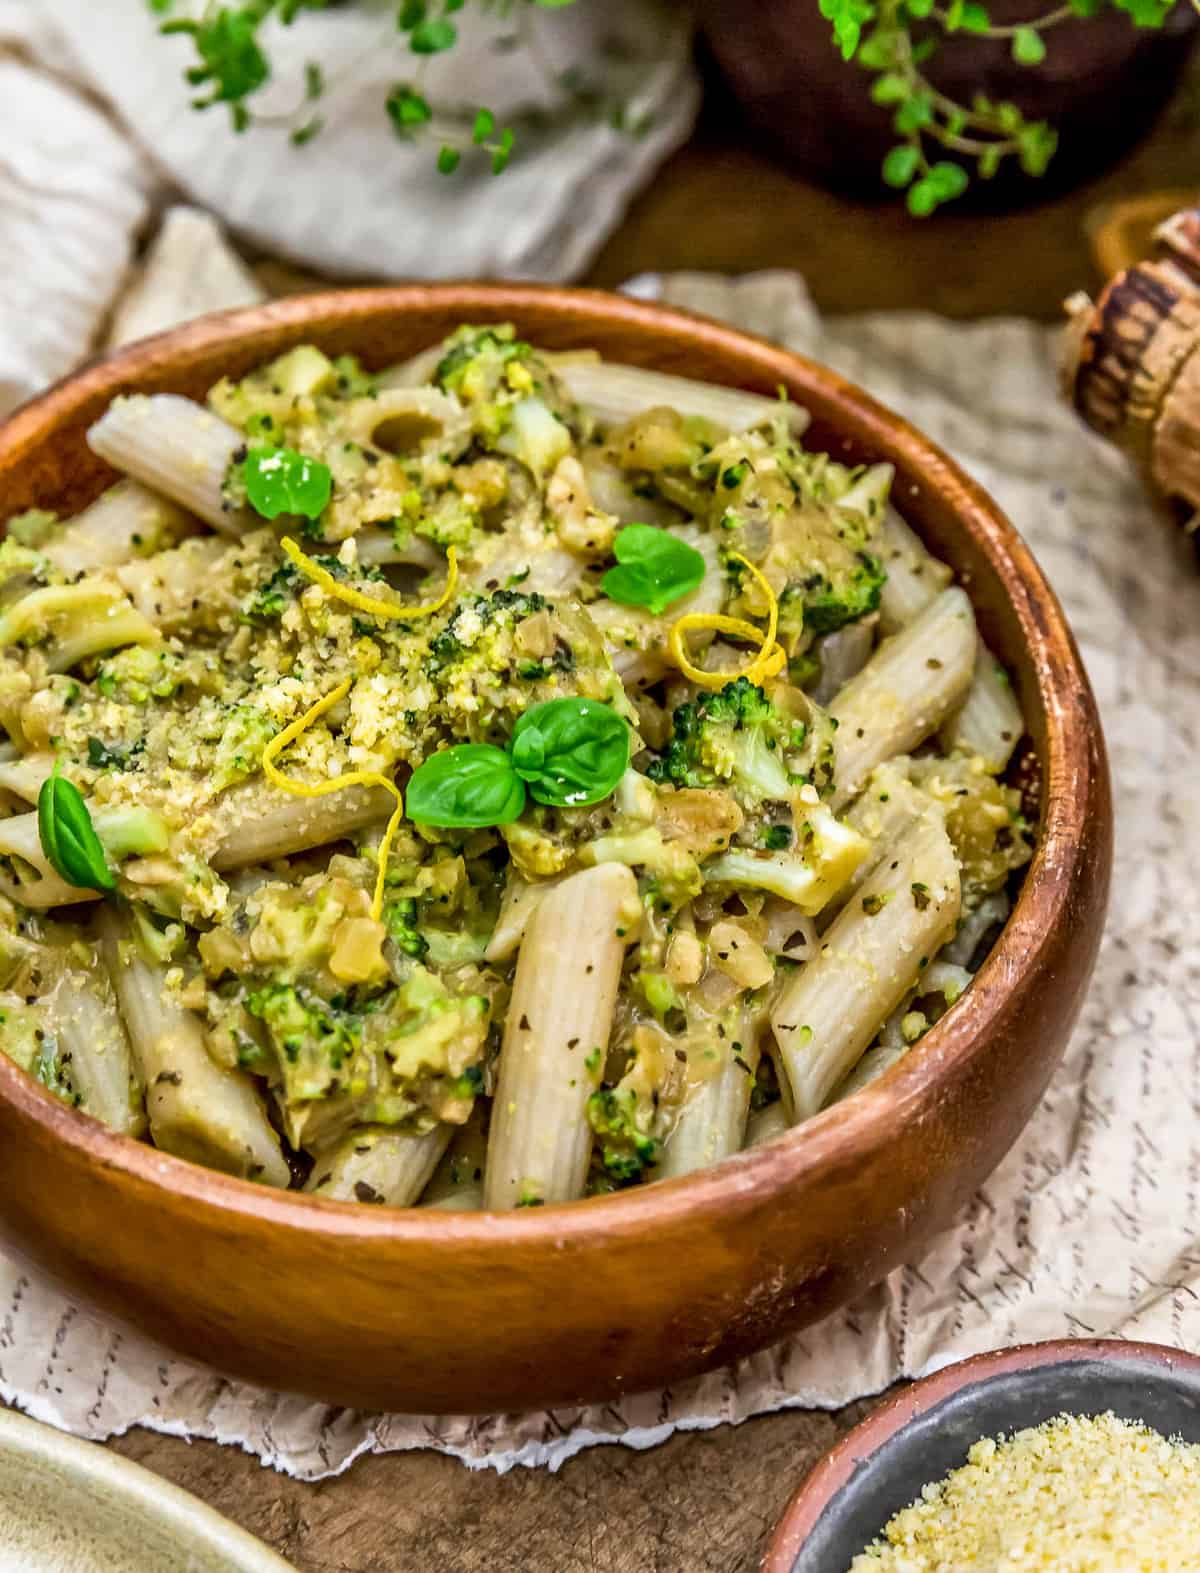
[{"xmin": 1062, "ymin": 205, "xmax": 1200, "ymax": 526}]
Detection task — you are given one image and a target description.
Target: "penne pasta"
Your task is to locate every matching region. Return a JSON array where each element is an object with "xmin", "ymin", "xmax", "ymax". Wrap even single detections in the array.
[
  {"xmin": 830, "ymin": 587, "xmax": 977, "ymax": 808},
  {"xmin": 745, "ymin": 1099, "xmax": 789, "ymax": 1148},
  {"xmin": 419, "ymin": 1109, "xmax": 487, "ymax": 1211},
  {"xmin": 304, "ymin": 1125, "xmax": 452, "ymax": 1205},
  {"xmin": 821, "ymin": 768, "xmax": 934, "ymax": 924},
  {"xmin": 657, "ymin": 1021, "xmax": 760, "ymax": 1180},
  {"xmin": 87, "ymin": 394, "xmax": 252, "ymax": 535},
  {"xmin": 49, "ymin": 965, "xmax": 147, "ymax": 1138},
  {"xmin": 485, "ymin": 863, "xmax": 638, "ymax": 1208},
  {"xmin": 875, "ymin": 507, "xmax": 955, "ymax": 636},
  {"xmin": 810, "ymin": 619, "xmax": 876, "ymax": 706},
  {"xmin": 98, "ymin": 907, "xmax": 289, "ymax": 1185},
  {"xmin": 557, "ymin": 359, "xmax": 810, "ymax": 436},
  {"xmin": 939, "ymin": 638, "xmax": 1026, "ymax": 772},
  {"xmin": 115, "ymin": 535, "xmax": 230, "ymax": 632},
  {"xmin": 771, "ymin": 810, "xmax": 962, "ymax": 1121},
  {"xmin": 43, "ymin": 480, "xmax": 196, "ymax": 577},
  {"xmin": 209, "ymin": 782, "xmax": 394, "ymax": 871}
]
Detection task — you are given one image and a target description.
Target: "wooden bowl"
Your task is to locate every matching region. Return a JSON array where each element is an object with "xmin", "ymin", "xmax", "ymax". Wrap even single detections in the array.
[
  {"xmin": 0, "ymin": 286, "xmax": 1111, "ymax": 1413},
  {"xmin": 764, "ymin": 1339, "xmax": 1200, "ymax": 1570}
]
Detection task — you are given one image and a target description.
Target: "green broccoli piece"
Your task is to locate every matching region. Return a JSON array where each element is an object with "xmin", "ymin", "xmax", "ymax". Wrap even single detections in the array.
[
  {"xmin": 95, "ymin": 645, "xmax": 181, "ymax": 704},
  {"xmin": 785, "ymin": 550, "xmax": 886, "ymax": 637},
  {"xmin": 0, "ymin": 996, "xmax": 80, "ymax": 1107},
  {"xmin": 434, "ymin": 324, "xmax": 532, "ymax": 397},
  {"xmin": 383, "ymin": 897, "xmax": 429, "ymax": 960},
  {"xmin": 646, "ymin": 677, "xmax": 801, "ymax": 806},
  {"xmin": 87, "ymin": 736, "xmax": 142, "ymax": 772},
  {"xmin": 245, "ymin": 982, "xmax": 367, "ymax": 1103},
  {"xmin": 587, "ymin": 1085, "xmax": 659, "ymax": 1185},
  {"xmin": 240, "ymin": 561, "xmax": 299, "ymax": 623}
]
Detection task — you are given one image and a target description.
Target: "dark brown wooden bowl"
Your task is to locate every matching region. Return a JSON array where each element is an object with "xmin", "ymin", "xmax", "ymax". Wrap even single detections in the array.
[
  {"xmin": 763, "ymin": 1339, "xmax": 1200, "ymax": 1571},
  {"xmin": 0, "ymin": 286, "xmax": 1111, "ymax": 1414}
]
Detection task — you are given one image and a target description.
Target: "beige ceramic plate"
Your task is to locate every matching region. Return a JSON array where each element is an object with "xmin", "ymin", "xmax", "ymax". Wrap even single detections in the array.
[{"xmin": 0, "ymin": 1406, "xmax": 295, "ymax": 1572}]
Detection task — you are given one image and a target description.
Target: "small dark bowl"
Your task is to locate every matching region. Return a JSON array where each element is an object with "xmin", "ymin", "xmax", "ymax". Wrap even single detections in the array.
[{"xmin": 764, "ymin": 1339, "xmax": 1200, "ymax": 1572}]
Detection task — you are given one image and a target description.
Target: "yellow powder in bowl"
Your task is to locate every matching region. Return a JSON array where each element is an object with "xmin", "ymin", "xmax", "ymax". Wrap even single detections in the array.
[{"xmin": 849, "ymin": 1411, "xmax": 1200, "ymax": 1571}]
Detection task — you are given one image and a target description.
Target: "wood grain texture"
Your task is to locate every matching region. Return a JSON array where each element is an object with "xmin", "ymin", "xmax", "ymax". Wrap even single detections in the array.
[
  {"xmin": 107, "ymin": 1402, "xmax": 873, "ymax": 1573},
  {"xmin": 0, "ymin": 286, "xmax": 1111, "ymax": 1415}
]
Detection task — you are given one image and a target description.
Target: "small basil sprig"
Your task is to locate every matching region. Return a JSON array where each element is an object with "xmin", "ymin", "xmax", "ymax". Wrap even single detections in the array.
[
  {"xmin": 404, "ymin": 743, "xmax": 527, "ymax": 829},
  {"xmin": 510, "ymin": 698, "xmax": 630, "ymax": 808},
  {"xmin": 602, "ymin": 524, "xmax": 706, "ymax": 616},
  {"xmin": 37, "ymin": 765, "xmax": 115, "ymax": 894},
  {"xmin": 407, "ymin": 698, "xmax": 630, "ymax": 828},
  {"xmin": 242, "ymin": 445, "xmax": 332, "ymax": 522}
]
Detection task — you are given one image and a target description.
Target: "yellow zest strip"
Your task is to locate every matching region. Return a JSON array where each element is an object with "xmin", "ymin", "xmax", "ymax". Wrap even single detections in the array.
[
  {"xmin": 281, "ymin": 536, "xmax": 458, "ymax": 621},
  {"xmin": 668, "ymin": 552, "xmax": 786, "ymax": 691},
  {"xmin": 261, "ymin": 677, "xmax": 403, "ymax": 923}
]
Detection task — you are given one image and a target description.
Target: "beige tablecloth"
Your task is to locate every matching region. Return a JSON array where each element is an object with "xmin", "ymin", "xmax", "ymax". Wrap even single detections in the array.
[{"xmin": 0, "ymin": 240, "xmax": 1195, "ymax": 1476}]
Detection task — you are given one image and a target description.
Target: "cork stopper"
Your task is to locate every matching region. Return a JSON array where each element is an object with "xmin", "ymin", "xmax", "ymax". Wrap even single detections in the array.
[{"xmin": 1061, "ymin": 204, "xmax": 1200, "ymax": 516}]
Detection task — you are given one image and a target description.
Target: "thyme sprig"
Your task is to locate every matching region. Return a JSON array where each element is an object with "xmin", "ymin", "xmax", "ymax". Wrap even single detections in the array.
[
  {"xmin": 148, "ymin": 0, "xmax": 581, "ymax": 172},
  {"xmin": 820, "ymin": 0, "xmax": 1191, "ymax": 215}
]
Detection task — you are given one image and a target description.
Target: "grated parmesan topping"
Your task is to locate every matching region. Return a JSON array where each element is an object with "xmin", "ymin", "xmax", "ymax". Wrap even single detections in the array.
[{"xmin": 850, "ymin": 1410, "xmax": 1200, "ymax": 1572}]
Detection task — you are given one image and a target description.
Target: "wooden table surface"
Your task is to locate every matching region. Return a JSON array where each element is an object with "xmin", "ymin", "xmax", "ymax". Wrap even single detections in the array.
[{"xmin": 87, "ymin": 59, "xmax": 1196, "ymax": 1573}]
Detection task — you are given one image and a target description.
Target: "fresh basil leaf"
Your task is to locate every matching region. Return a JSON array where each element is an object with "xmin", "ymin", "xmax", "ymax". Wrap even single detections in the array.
[
  {"xmin": 242, "ymin": 445, "xmax": 332, "ymax": 522},
  {"xmin": 510, "ymin": 698, "xmax": 629, "ymax": 808},
  {"xmin": 406, "ymin": 744, "xmax": 526, "ymax": 828},
  {"xmin": 37, "ymin": 767, "xmax": 116, "ymax": 894},
  {"xmin": 601, "ymin": 524, "xmax": 706, "ymax": 616}
]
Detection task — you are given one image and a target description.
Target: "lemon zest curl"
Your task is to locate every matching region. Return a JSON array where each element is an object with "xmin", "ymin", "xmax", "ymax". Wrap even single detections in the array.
[
  {"xmin": 261, "ymin": 677, "xmax": 403, "ymax": 923},
  {"xmin": 281, "ymin": 536, "xmax": 458, "ymax": 621},
  {"xmin": 667, "ymin": 552, "xmax": 786, "ymax": 691}
]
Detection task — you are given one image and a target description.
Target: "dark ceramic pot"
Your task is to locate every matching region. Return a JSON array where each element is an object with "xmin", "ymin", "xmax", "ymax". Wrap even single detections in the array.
[{"xmin": 696, "ymin": 0, "xmax": 1199, "ymax": 204}]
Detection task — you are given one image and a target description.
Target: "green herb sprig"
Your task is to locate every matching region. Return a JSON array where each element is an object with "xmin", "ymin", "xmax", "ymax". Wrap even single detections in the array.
[
  {"xmin": 150, "ymin": 0, "xmax": 587, "ymax": 174},
  {"xmin": 407, "ymin": 697, "xmax": 630, "ymax": 827},
  {"xmin": 37, "ymin": 766, "xmax": 116, "ymax": 894},
  {"xmin": 601, "ymin": 524, "xmax": 706, "ymax": 616},
  {"xmin": 821, "ymin": 0, "xmax": 1189, "ymax": 215}
]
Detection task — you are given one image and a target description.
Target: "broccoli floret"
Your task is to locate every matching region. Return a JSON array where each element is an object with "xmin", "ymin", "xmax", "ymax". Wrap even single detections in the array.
[
  {"xmin": 587, "ymin": 1085, "xmax": 659, "ymax": 1185},
  {"xmin": 95, "ymin": 645, "xmax": 181, "ymax": 704},
  {"xmin": 245, "ymin": 982, "xmax": 368, "ymax": 1103},
  {"xmin": 383, "ymin": 896, "xmax": 429, "ymax": 960},
  {"xmin": 0, "ymin": 994, "xmax": 79, "ymax": 1107},
  {"xmin": 240, "ymin": 561, "xmax": 299, "ymax": 623},
  {"xmin": 87, "ymin": 736, "xmax": 143, "ymax": 772},
  {"xmin": 434, "ymin": 324, "xmax": 533, "ymax": 398},
  {"xmin": 789, "ymin": 551, "xmax": 886, "ymax": 637},
  {"xmin": 646, "ymin": 678, "xmax": 801, "ymax": 806},
  {"xmin": 704, "ymin": 803, "xmax": 870, "ymax": 915}
]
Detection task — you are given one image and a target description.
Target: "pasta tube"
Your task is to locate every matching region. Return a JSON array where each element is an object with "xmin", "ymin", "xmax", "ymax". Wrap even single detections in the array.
[
  {"xmin": 304, "ymin": 1126, "xmax": 452, "ymax": 1206},
  {"xmin": 209, "ymin": 782, "xmax": 394, "ymax": 871},
  {"xmin": 657, "ymin": 1022, "xmax": 760, "ymax": 1180},
  {"xmin": 50, "ymin": 966, "xmax": 147, "ymax": 1138},
  {"xmin": 875, "ymin": 508, "xmax": 954, "ymax": 635},
  {"xmin": 830, "ymin": 587, "xmax": 976, "ymax": 808},
  {"xmin": 98, "ymin": 908, "xmax": 289, "ymax": 1185},
  {"xmin": 43, "ymin": 480, "xmax": 194, "ymax": 577},
  {"xmin": 557, "ymin": 360, "xmax": 810, "ymax": 436},
  {"xmin": 484, "ymin": 863, "xmax": 638, "ymax": 1209},
  {"xmin": 87, "ymin": 394, "xmax": 251, "ymax": 535},
  {"xmin": 939, "ymin": 639, "xmax": 1025, "ymax": 771},
  {"xmin": 771, "ymin": 810, "xmax": 961, "ymax": 1121},
  {"xmin": 745, "ymin": 1100, "xmax": 789, "ymax": 1148}
]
